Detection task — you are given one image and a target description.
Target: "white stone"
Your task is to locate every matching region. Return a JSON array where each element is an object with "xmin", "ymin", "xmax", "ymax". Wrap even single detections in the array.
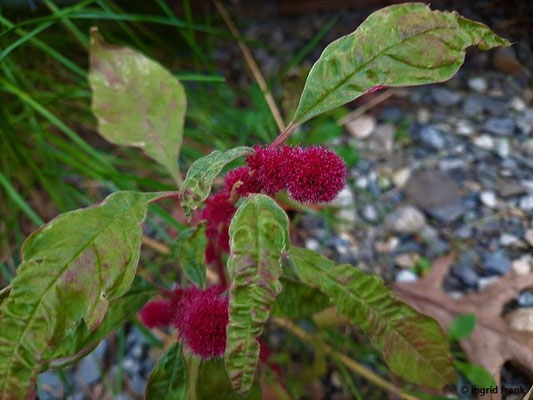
[
  {"xmin": 512, "ymin": 255, "xmax": 532, "ymax": 275},
  {"xmin": 396, "ymin": 270, "xmax": 418, "ymax": 283},
  {"xmin": 478, "ymin": 276, "xmax": 500, "ymax": 290},
  {"xmin": 494, "ymin": 138, "xmax": 510, "ymax": 158},
  {"xmin": 468, "ymin": 77, "xmax": 488, "ymax": 93},
  {"xmin": 305, "ymin": 238, "xmax": 320, "ymax": 252},
  {"xmin": 456, "ymin": 119, "xmax": 475, "ymax": 136},
  {"xmin": 330, "ymin": 187, "xmax": 354, "ymax": 207},
  {"xmin": 417, "ymin": 108, "xmax": 430, "ymax": 124},
  {"xmin": 374, "ymin": 237, "xmax": 399, "ymax": 253},
  {"xmin": 473, "ymin": 135, "xmax": 494, "ymax": 150},
  {"xmin": 510, "ymin": 96, "xmax": 526, "ymax": 112},
  {"xmin": 525, "ymin": 229, "xmax": 533, "ymax": 247},
  {"xmin": 500, "ymin": 233, "xmax": 519, "ymax": 247},
  {"xmin": 385, "ymin": 206, "xmax": 427, "ymax": 234},
  {"xmin": 392, "ymin": 168, "xmax": 411, "ymax": 188},
  {"xmin": 519, "ymin": 195, "xmax": 533, "ymax": 211},
  {"xmin": 480, "ymin": 191, "xmax": 498, "ymax": 208},
  {"xmin": 395, "ymin": 253, "xmax": 420, "ymax": 268},
  {"xmin": 345, "ymin": 115, "xmax": 376, "ymax": 138}
]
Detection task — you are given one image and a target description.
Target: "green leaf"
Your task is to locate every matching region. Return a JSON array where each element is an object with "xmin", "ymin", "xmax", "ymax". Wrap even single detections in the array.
[
  {"xmin": 197, "ymin": 360, "xmax": 261, "ymax": 400},
  {"xmin": 46, "ymin": 276, "xmax": 155, "ymax": 369},
  {"xmin": 174, "ymin": 223, "xmax": 207, "ymax": 288},
  {"xmin": 290, "ymin": 247, "xmax": 456, "ymax": 389},
  {"xmin": 272, "ymin": 278, "xmax": 331, "ymax": 318},
  {"xmin": 225, "ymin": 194, "xmax": 290, "ymax": 396},
  {"xmin": 455, "ymin": 361, "xmax": 496, "ymax": 388},
  {"xmin": 89, "ymin": 27, "xmax": 186, "ymax": 183},
  {"xmin": 292, "ymin": 3, "xmax": 510, "ymax": 124},
  {"xmin": 448, "ymin": 313, "xmax": 476, "ymax": 341},
  {"xmin": 0, "ymin": 191, "xmax": 165, "ymax": 399},
  {"xmin": 146, "ymin": 342, "xmax": 188, "ymax": 399},
  {"xmin": 180, "ymin": 146, "xmax": 252, "ymax": 217}
]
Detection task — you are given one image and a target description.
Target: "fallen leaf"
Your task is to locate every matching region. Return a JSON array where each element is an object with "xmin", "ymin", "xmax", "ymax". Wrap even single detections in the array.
[{"xmin": 392, "ymin": 253, "xmax": 533, "ymax": 400}]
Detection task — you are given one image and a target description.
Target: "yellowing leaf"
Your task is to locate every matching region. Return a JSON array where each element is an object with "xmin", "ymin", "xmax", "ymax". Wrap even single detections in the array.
[
  {"xmin": 89, "ymin": 28, "xmax": 186, "ymax": 183},
  {"xmin": 293, "ymin": 3, "xmax": 510, "ymax": 124},
  {"xmin": 224, "ymin": 195, "xmax": 290, "ymax": 396},
  {"xmin": 180, "ymin": 146, "xmax": 252, "ymax": 217},
  {"xmin": 290, "ymin": 247, "xmax": 456, "ymax": 389},
  {"xmin": 0, "ymin": 191, "xmax": 165, "ymax": 399}
]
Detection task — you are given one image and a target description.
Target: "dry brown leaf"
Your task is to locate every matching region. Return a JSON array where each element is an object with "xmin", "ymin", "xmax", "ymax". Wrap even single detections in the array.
[{"xmin": 392, "ymin": 253, "xmax": 533, "ymax": 400}]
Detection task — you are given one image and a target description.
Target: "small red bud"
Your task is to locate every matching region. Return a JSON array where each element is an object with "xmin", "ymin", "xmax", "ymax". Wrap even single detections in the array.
[{"xmin": 287, "ymin": 146, "xmax": 346, "ymax": 203}]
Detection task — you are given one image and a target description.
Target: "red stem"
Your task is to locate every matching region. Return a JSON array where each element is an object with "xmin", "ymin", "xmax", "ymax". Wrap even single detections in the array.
[{"xmin": 271, "ymin": 122, "xmax": 298, "ymax": 147}]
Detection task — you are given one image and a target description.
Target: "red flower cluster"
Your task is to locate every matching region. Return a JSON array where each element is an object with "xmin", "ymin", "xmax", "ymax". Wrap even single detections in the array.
[
  {"xmin": 139, "ymin": 285, "xmax": 229, "ymax": 359},
  {"xmin": 223, "ymin": 145, "xmax": 346, "ymax": 203},
  {"xmin": 198, "ymin": 191, "xmax": 236, "ymax": 262}
]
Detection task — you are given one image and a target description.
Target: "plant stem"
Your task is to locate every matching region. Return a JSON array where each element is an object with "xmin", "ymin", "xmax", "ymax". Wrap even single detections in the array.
[
  {"xmin": 141, "ymin": 235, "xmax": 219, "ymax": 283},
  {"xmin": 271, "ymin": 122, "xmax": 299, "ymax": 147},
  {"xmin": 213, "ymin": 0, "xmax": 285, "ymax": 132},
  {"xmin": 272, "ymin": 317, "xmax": 421, "ymax": 400},
  {"xmin": 0, "ymin": 285, "xmax": 12, "ymax": 298}
]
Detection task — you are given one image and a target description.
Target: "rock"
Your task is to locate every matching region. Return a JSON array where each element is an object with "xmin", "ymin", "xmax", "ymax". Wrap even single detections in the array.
[
  {"xmin": 492, "ymin": 47, "xmax": 523, "ymax": 75},
  {"xmin": 360, "ymin": 204, "xmax": 379, "ymax": 223},
  {"xmin": 405, "ymin": 170, "xmax": 463, "ymax": 223},
  {"xmin": 473, "ymin": 135, "xmax": 494, "ymax": 150},
  {"xmin": 131, "ymin": 344, "xmax": 143, "ymax": 359},
  {"xmin": 394, "ymin": 253, "xmax": 420, "ymax": 268},
  {"xmin": 392, "ymin": 168, "xmax": 411, "ymax": 188},
  {"xmin": 453, "ymin": 252, "xmax": 480, "ymax": 288},
  {"xmin": 455, "ymin": 224, "xmax": 473, "ymax": 239},
  {"xmin": 417, "ymin": 108, "xmax": 430, "ymax": 124},
  {"xmin": 455, "ymin": 119, "xmax": 475, "ymax": 136},
  {"xmin": 498, "ymin": 182, "xmax": 527, "ymax": 198},
  {"xmin": 385, "ymin": 206, "xmax": 427, "ymax": 234},
  {"xmin": 467, "ymin": 77, "xmax": 488, "ymax": 93},
  {"xmin": 77, "ymin": 353, "xmax": 101, "ymax": 385},
  {"xmin": 463, "ymin": 96, "xmax": 484, "ymax": 117},
  {"xmin": 396, "ymin": 270, "xmax": 418, "ymax": 283},
  {"xmin": 483, "ymin": 251, "xmax": 512, "ymax": 275},
  {"xmin": 371, "ymin": 123, "xmax": 395, "ymax": 154},
  {"xmin": 439, "ymin": 157, "xmax": 465, "ymax": 171},
  {"xmin": 419, "ymin": 125, "xmax": 446, "ymax": 150},
  {"xmin": 380, "ymin": 106, "xmax": 403, "ymax": 122},
  {"xmin": 525, "ymin": 230, "xmax": 533, "ymax": 247},
  {"xmin": 505, "ymin": 308, "xmax": 533, "ymax": 334},
  {"xmin": 374, "ymin": 236, "xmax": 399, "ymax": 253},
  {"xmin": 123, "ymin": 357, "xmax": 141, "ymax": 375},
  {"xmin": 494, "ymin": 138, "xmax": 510, "ymax": 158},
  {"xmin": 330, "ymin": 188, "xmax": 356, "ymax": 231},
  {"xmin": 518, "ymin": 291, "xmax": 533, "ymax": 308},
  {"xmin": 305, "ymin": 238, "xmax": 320, "ymax": 252},
  {"xmin": 480, "ymin": 191, "xmax": 498, "ymax": 208},
  {"xmin": 510, "ymin": 97, "xmax": 526, "ymax": 112},
  {"xmin": 523, "ymin": 140, "xmax": 533, "ymax": 157},
  {"xmin": 519, "ymin": 195, "xmax": 533, "ymax": 211},
  {"xmin": 38, "ymin": 372, "xmax": 62, "ymax": 400},
  {"xmin": 512, "ymin": 256, "xmax": 532, "ymax": 275},
  {"xmin": 432, "ymin": 87, "xmax": 462, "ymax": 107},
  {"xmin": 478, "ymin": 276, "xmax": 500, "ymax": 290},
  {"xmin": 500, "ymin": 233, "xmax": 519, "ymax": 247},
  {"xmin": 482, "ymin": 117, "xmax": 515, "ymax": 136},
  {"xmin": 129, "ymin": 376, "xmax": 146, "ymax": 396},
  {"xmin": 345, "ymin": 115, "xmax": 375, "ymax": 138},
  {"xmin": 517, "ymin": 109, "xmax": 533, "ymax": 135}
]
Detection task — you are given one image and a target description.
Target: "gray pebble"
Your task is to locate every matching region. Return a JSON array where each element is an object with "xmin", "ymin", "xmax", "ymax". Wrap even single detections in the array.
[
  {"xmin": 483, "ymin": 251, "xmax": 512, "ymax": 275},
  {"xmin": 518, "ymin": 291, "xmax": 533, "ymax": 307},
  {"xmin": 482, "ymin": 117, "xmax": 515, "ymax": 136},
  {"xmin": 396, "ymin": 270, "xmax": 418, "ymax": 283}
]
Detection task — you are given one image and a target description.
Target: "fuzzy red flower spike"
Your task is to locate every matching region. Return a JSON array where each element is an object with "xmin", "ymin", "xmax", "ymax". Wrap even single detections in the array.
[{"xmin": 288, "ymin": 146, "xmax": 346, "ymax": 203}]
